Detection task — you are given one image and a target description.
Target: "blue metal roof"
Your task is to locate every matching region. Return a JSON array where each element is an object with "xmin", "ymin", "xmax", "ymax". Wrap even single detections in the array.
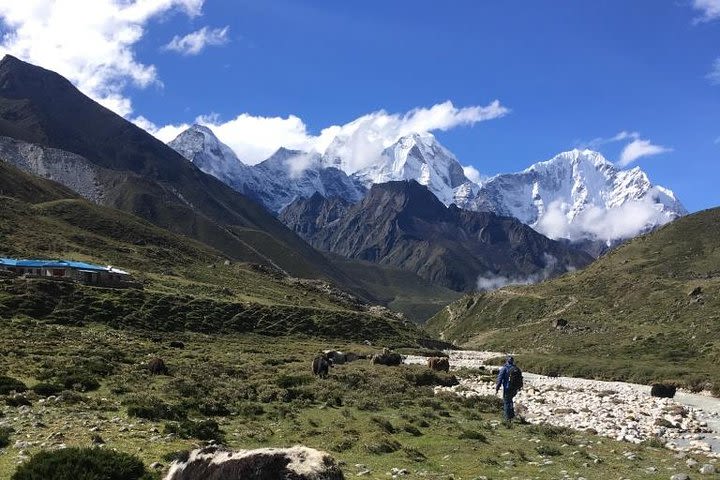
[{"xmin": 0, "ymin": 258, "xmax": 110, "ymax": 271}]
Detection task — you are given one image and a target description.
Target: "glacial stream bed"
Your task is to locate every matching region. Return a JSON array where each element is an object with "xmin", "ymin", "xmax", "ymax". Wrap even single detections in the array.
[{"xmin": 405, "ymin": 351, "xmax": 720, "ymax": 457}]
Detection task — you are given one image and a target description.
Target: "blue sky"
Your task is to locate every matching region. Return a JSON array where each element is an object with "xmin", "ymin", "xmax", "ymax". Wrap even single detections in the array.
[{"xmin": 0, "ymin": 1, "xmax": 718, "ymax": 212}]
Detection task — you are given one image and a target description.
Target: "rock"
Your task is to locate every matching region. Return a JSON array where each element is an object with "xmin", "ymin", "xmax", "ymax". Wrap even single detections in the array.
[
  {"xmin": 689, "ymin": 286, "xmax": 702, "ymax": 296},
  {"xmin": 553, "ymin": 318, "xmax": 568, "ymax": 329},
  {"xmin": 655, "ymin": 418, "xmax": 677, "ymax": 428},
  {"xmin": 150, "ymin": 462, "xmax": 163, "ymax": 469},
  {"xmin": 687, "ymin": 459, "xmax": 698, "ymax": 468},
  {"xmin": 670, "ymin": 475, "xmax": 689, "ymax": 480},
  {"xmin": 699, "ymin": 464, "xmax": 715, "ymax": 474}
]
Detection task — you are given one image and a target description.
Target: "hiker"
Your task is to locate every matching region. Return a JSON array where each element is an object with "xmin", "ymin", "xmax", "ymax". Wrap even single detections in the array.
[{"xmin": 495, "ymin": 355, "xmax": 523, "ymax": 421}]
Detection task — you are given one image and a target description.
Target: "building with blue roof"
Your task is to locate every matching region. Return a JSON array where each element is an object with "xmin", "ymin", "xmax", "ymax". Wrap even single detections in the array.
[{"xmin": 0, "ymin": 257, "xmax": 131, "ymax": 286}]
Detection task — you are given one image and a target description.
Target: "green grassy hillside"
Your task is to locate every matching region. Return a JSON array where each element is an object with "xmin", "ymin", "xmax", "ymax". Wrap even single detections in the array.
[
  {"xmin": 0, "ymin": 162, "xmax": 431, "ymax": 345},
  {"xmin": 0, "ymin": 321, "xmax": 700, "ymax": 479},
  {"xmin": 427, "ymin": 208, "xmax": 720, "ymax": 391}
]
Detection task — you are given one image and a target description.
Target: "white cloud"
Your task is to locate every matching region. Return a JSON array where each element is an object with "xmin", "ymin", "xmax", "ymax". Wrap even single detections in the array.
[
  {"xmin": 707, "ymin": 58, "xmax": 720, "ymax": 85},
  {"xmin": 476, "ymin": 253, "xmax": 571, "ymax": 291},
  {"xmin": 534, "ymin": 197, "xmax": 673, "ymax": 243},
  {"xmin": 463, "ymin": 165, "xmax": 482, "ymax": 184},
  {"xmin": 580, "ymin": 131, "xmax": 671, "ymax": 168},
  {"xmin": 163, "ymin": 26, "xmax": 229, "ymax": 55},
  {"xmin": 618, "ymin": 139, "xmax": 672, "ymax": 167},
  {"xmin": 142, "ymin": 100, "xmax": 510, "ymax": 167},
  {"xmin": 692, "ymin": 0, "xmax": 720, "ymax": 22},
  {"xmin": 583, "ymin": 130, "xmax": 639, "ymax": 149},
  {"xmin": 0, "ymin": 0, "xmax": 204, "ymax": 116}
]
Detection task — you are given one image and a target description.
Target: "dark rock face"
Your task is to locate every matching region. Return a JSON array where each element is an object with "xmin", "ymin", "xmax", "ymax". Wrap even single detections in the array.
[
  {"xmin": 650, "ymin": 383, "xmax": 677, "ymax": 398},
  {"xmin": 164, "ymin": 445, "xmax": 345, "ymax": 480},
  {"xmin": 280, "ymin": 180, "xmax": 593, "ymax": 291}
]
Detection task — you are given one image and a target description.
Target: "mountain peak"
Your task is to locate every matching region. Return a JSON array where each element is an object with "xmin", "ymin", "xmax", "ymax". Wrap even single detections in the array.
[
  {"xmin": 188, "ymin": 123, "xmax": 216, "ymax": 136},
  {"xmin": 465, "ymin": 148, "xmax": 686, "ymax": 244},
  {"xmin": 527, "ymin": 149, "xmax": 613, "ymax": 173},
  {"xmin": 350, "ymin": 133, "xmax": 472, "ymax": 206}
]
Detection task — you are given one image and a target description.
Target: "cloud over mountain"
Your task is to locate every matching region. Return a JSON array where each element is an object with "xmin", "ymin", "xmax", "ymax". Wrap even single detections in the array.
[
  {"xmin": 0, "ymin": 0, "xmax": 205, "ymax": 116},
  {"xmin": 146, "ymin": 100, "xmax": 510, "ymax": 166}
]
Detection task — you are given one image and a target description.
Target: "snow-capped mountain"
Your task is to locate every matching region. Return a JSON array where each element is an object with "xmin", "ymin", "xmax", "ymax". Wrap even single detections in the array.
[
  {"xmin": 244, "ymin": 148, "xmax": 365, "ymax": 213},
  {"xmin": 168, "ymin": 124, "xmax": 250, "ymax": 188},
  {"xmin": 462, "ymin": 149, "xmax": 687, "ymax": 243},
  {"xmin": 168, "ymin": 125, "xmax": 686, "ymax": 246},
  {"xmin": 323, "ymin": 132, "xmax": 477, "ymax": 206},
  {"xmin": 168, "ymin": 125, "xmax": 364, "ymax": 213}
]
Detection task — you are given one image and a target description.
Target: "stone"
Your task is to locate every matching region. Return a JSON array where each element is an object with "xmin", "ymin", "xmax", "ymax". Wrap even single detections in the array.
[
  {"xmin": 670, "ymin": 475, "xmax": 689, "ymax": 480},
  {"xmin": 699, "ymin": 464, "xmax": 715, "ymax": 474}
]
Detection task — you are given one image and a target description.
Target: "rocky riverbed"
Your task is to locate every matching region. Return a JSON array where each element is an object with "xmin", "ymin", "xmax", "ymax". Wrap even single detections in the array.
[{"xmin": 406, "ymin": 351, "xmax": 720, "ymax": 458}]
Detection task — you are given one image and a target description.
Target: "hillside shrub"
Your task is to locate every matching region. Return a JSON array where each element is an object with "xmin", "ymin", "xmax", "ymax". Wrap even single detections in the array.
[
  {"xmin": 11, "ymin": 447, "xmax": 151, "ymax": 480},
  {"xmin": 126, "ymin": 397, "xmax": 186, "ymax": 421},
  {"xmin": 0, "ymin": 376, "xmax": 27, "ymax": 395},
  {"xmin": 163, "ymin": 419, "xmax": 223, "ymax": 441},
  {"xmin": 0, "ymin": 426, "xmax": 12, "ymax": 448},
  {"xmin": 364, "ymin": 435, "xmax": 402, "ymax": 455},
  {"xmin": 31, "ymin": 383, "xmax": 64, "ymax": 397},
  {"xmin": 62, "ymin": 373, "xmax": 100, "ymax": 392},
  {"xmin": 5, "ymin": 395, "xmax": 31, "ymax": 407}
]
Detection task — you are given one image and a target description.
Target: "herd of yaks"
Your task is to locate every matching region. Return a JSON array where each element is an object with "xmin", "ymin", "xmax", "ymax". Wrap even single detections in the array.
[{"xmin": 311, "ymin": 348, "xmax": 450, "ymax": 378}]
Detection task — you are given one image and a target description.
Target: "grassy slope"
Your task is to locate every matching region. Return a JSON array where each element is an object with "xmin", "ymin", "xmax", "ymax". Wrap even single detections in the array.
[
  {"xmin": 0, "ymin": 320, "xmax": 701, "ymax": 479},
  {"xmin": 0, "ymin": 163, "xmax": 427, "ymax": 344},
  {"xmin": 327, "ymin": 255, "xmax": 462, "ymax": 323},
  {"xmin": 426, "ymin": 208, "xmax": 720, "ymax": 389}
]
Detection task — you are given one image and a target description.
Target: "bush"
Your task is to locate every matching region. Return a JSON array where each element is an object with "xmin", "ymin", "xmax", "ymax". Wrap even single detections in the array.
[
  {"xmin": 197, "ymin": 399, "xmax": 230, "ymax": 417},
  {"xmin": 11, "ymin": 447, "xmax": 151, "ymax": 480},
  {"xmin": 453, "ymin": 394, "xmax": 503, "ymax": 413},
  {"xmin": 275, "ymin": 374, "xmax": 313, "ymax": 389},
  {"xmin": 405, "ymin": 370, "xmax": 458, "ymax": 387},
  {"xmin": 164, "ymin": 419, "xmax": 223, "ymax": 441},
  {"xmin": 527, "ymin": 423, "xmax": 574, "ymax": 438},
  {"xmin": 0, "ymin": 376, "xmax": 27, "ymax": 395},
  {"xmin": 458, "ymin": 429, "xmax": 487, "ymax": 442},
  {"xmin": 6, "ymin": 395, "xmax": 31, "ymax": 407},
  {"xmin": 31, "ymin": 383, "xmax": 64, "ymax": 397},
  {"xmin": 62, "ymin": 373, "xmax": 100, "ymax": 392},
  {"xmin": 370, "ymin": 416, "xmax": 396, "ymax": 434},
  {"xmin": 364, "ymin": 435, "xmax": 402, "ymax": 454},
  {"xmin": 536, "ymin": 444, "xmax": 562, "ymax": 456},
  {"xmin": 126, "ymin": 397, "xmax": 186, "ymax": 421},
  {"xmin": 402, "ymin": 423, "xmax": 422, "ymax": 436},
  {"xmin": 0, "ymin": 426, "xmax": 13, "ymax": 448}
]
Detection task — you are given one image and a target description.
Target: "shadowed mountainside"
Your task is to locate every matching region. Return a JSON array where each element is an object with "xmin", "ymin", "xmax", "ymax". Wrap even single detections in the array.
[{"xmin": 280, "ymin": 181, "xmax": 593, "ymax": 291}]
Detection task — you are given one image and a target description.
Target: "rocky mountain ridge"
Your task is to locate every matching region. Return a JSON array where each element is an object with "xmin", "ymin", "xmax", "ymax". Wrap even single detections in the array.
[
  {"xmin": 168, "ymin": 125, "xmax": 685, "ymax": 246},
  {"xmin": 280, "ymin": 180, "xmax": 593, "ymax": 291}
]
